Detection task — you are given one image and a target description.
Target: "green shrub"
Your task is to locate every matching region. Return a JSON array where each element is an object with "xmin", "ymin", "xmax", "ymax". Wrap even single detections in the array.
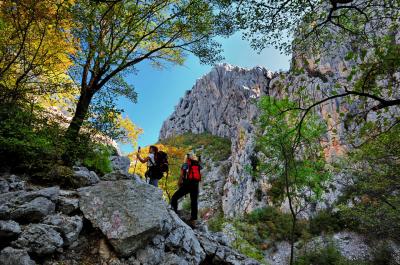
[
  {"xmin": 160, "ymin": 132, "xmax": 231, "ymax": 161},
  {"xmin": 82, "ymin": 144, "xmax": 113, "ymax": 175},
  {"xmin": 372, "ymin": 242, "xmax": 397, "ymax": 265},
  {"xmin": 244, "ymin": 207, "xmax": 308, "ymax": 242},
  {"xmin": 0, "ymin": 104, "xmax": 113, "ymax": 178},
  {"xmin": 182, "ymin": 196, "xmax": 191, "ymax": 211},
  {"xmin": 207, "ymin": 212, "xmax": 226, "ymax": 232},
  {"xmin": 233, "ymin": 237, "xmax": 266, "ymax": 263},
  {"xmin": 309, "ymin": 210, "xmax": 345, "ymax": 235},
  {"xmin": 0, "ymin": 104, "xmax": 64, "ymax": 172},
  {"xmin": 295, "ymin": 244, "xmax": 370, "ymax": 265}
]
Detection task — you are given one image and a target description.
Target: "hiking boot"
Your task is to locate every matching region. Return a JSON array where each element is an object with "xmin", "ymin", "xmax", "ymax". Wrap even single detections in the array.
[{"xmin": 188, "ymin": 219, "xmax": 197, "ymax": 229}]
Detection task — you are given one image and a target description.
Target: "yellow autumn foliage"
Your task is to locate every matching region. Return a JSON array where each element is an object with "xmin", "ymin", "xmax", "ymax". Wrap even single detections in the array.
[
  {"xmin": 0, "ymin": 0, "xmax": 76, "ymax": 103},
  {"xmin": 128, "ymin": 144, "xmax": 190, "ymax": 201}
]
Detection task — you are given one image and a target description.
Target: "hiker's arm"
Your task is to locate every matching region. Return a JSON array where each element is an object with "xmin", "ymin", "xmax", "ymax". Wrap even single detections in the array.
[{"xmin": 136, "ymin": 153, "xmax": 149, "ymax": 163}]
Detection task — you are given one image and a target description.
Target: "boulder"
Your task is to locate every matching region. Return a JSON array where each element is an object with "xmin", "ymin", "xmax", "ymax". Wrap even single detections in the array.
[
  {"xmin": 195, "ymin": 229, "xmax": 260, "ymax": 265},
  {"xmin": 72, "ymin": 167, "xmax": 100, "ymax": 187},
  {"xmin": 12, "ymin": 224, "xmax": 64, "ymax": 255},
  {"xmin": 110, "ymin": 156, "xmax": 131, "ymax": 174},
  {"xmin": 43, "ymin": 214, "xmax": 83, "ymax": 246},
  {"xmin": 0, "ymin": 247, "xmax": 35, "ymax": 265},
  {"xmin": 7, "ymin": 175, "xmax": 25, "ymax": 191},
  {"xmin": 0, "ymin": 178, "xmax": 9, "ymax": 193},
  {"xmin": 10, "ymin": 197, "xmax": 55, "ymax": 222},
  {"xmin": 163, "ymin": 253, "xmax": 190, "ymax": 265},
  {"xmin": 0, "ymin": 187, "xmax": 59, "ymax": 221},
  {"xmin": 78, "ymin": 180, "xmax": 170, "ymax": 257},
  {"xmin": 0, "ymin": 220, "xmax": 21, "ymax": 238},
  {"xmin": 0, "ymin": 187, "xmax": 59, "ymax": 205},
  {"xmin": 136, "ymin": 245, "xmax": 165, "ymax": 265},
  {"xmin": 57, "ymin": 196, "xmax": 79, "ymax": 215},
  {"xmin": 101, "ymin": 172, "xmax": 132, "ymax": 181},
  {"xmin": 165, "ymin": 211, "xmax": 206, "ymax": 265}
]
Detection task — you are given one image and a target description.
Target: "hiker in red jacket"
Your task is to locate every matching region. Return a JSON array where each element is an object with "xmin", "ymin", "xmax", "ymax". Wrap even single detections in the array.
[{"xmin": 171, "ymin": 153, "xmax": 202, "ymax": 227}]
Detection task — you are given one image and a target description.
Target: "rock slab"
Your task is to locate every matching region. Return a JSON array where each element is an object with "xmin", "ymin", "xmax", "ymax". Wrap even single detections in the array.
[{"xmin": 78, "ymin": 180, "xmax": 170, "ymax": 257}]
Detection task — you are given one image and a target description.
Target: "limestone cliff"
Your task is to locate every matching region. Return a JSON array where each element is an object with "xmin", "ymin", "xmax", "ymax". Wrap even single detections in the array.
[{"xmin": 160, "ymin": 64, "xmax": 274, "ymax": 217}]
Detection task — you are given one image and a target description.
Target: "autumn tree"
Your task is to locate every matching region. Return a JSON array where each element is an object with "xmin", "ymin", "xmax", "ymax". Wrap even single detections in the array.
[
  {"xmin": 0, "ymin": 0, "xmax": 75, "ymax": 104},
  {"xmin": 65, "ymin": 0, "xmax": 230, "ymax": 143}
]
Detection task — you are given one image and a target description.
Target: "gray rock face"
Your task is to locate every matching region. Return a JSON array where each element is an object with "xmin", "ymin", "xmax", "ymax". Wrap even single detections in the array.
[
  {"xmin": 110, "ymin": 156, "xmax": 131, "ymax": 174},
  {"xmin": 12, "ymin": 223, "xmax": 64, "ymax": 255},
  {"xmin": 160, "ymin": 63, "xmax": 272, "ymax": 140},
  {"xmin": 78, "ymin": 180, "xmax": 170, "ymax": 257},
  {"xmin": 72, "ymin": 166, "xmax": 100, "ymax": 187},
  {"xmin": 43, "ymin": 214, "xmax": 83, "ymax": 246},
  {"xmin": 0, "ymin": 247, "xmax": 35, "ymax": 265},
  {"xmin": 0, "ymin": 220, "xmax": 21, "ymax": 238}
]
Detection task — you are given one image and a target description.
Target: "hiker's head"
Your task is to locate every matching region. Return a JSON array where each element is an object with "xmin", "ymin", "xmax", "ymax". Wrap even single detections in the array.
[
  {"xmin": 149, "ymin": 145, "xmax": 158, "ymax": 154},
  {"xmin": 184, "ymin": 154, "xmax": 190, "ymax": 163},
  {"xmin": 187, "ymin": 152, "xmax": 198, "ymax": 161}
]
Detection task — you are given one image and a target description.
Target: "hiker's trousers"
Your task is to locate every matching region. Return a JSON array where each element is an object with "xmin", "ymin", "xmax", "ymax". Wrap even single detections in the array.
[{"xmin": 171, "ymin": 181, "xmax": 199, "ymax": 220}]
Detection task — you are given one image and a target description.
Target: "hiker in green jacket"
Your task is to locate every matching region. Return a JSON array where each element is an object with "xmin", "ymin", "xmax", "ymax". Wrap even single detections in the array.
[{"xmin": 171, "ymin": 153, "xmax": 202, "ymax": 227}]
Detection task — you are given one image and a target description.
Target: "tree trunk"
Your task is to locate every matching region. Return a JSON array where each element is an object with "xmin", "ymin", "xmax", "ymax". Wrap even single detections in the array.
[
  {"xmin": 65, "ymin": 88, "xmax": 94, "ymax": 142},
  {"xmin": 289, "ymin": 215, "xmax": 297, "ymax": 265}
]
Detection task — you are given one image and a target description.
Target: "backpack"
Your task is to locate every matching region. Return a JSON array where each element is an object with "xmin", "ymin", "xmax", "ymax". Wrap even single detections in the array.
[
  {"xmin": 155, "ymin": 151, "xmax": 169, "ymax": 174},
  {"xmin": 187, "ymin": 159, "xmax": 201, "ymax": 182},
  {"xmin": 146, "ymin": 151, "xmax": 168, "ymax": 180}
]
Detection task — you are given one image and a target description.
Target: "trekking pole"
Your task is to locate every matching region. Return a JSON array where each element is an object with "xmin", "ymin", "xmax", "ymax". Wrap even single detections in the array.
[{"xmin": 133, "ymin": 146, "xmax": 141, "ymax": 176}]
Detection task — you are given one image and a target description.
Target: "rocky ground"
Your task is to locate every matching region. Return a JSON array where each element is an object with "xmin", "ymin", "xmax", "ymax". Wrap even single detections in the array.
[{"xmin": 0, "ymin": 156, "xmax": 260, "ymax": 265}]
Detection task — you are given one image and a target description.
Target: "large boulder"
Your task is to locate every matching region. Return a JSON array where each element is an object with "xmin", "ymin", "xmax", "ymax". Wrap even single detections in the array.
[
  {"xmin": 72, "ymin": 167, "xmax": 100, "ymax": 187},
  {"xmin": 78, "ymin": 180, "xmax": 171, "ymax": 257},
  {"xmin": 43, "ymin": 214, "xmax": 83, "ymax": 246},
  {"xmin": 0, "ymin": 247, "xmax": 35, "ymax": 265},
  {"xmin": 12, "ymin": 224, "xmax": 64, "ymax": 255}
]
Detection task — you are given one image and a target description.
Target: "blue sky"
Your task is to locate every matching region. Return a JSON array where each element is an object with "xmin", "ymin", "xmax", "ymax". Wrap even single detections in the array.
[{"xmin": 118, "ymin": 33, "xmax": 291, "ymax": 154}]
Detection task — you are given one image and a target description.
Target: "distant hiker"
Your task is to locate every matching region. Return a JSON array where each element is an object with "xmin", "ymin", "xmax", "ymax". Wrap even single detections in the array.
[
  {"xmin": 137, "ymin": 145, "xmax": 160, "ymax": 187},
  {"xmin": 137, "ymin": 145, "xmax": 169, "ymax": 187},
  {"xmin": 171, "ymin": 153, "xmax": 202, "ymax": 227}
]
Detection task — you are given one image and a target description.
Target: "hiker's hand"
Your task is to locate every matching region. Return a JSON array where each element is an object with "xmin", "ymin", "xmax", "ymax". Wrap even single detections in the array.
[{"xmin": 178, "ymin": 179, "xmax": 183, "ymax": 187}]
